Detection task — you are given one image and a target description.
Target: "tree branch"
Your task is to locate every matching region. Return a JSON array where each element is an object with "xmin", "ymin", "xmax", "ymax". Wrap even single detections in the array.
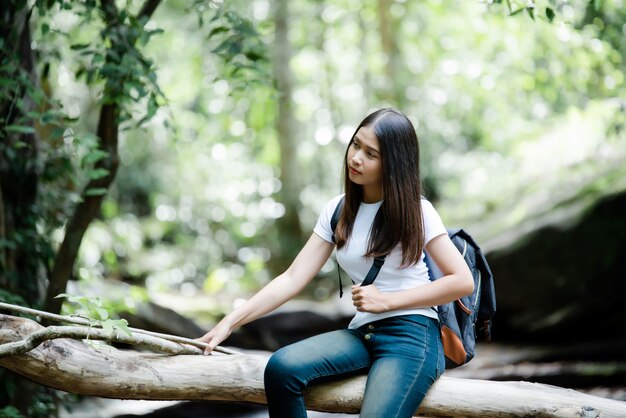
[
  {"xmin": 0, "ymin": 325, "xmax": 202, "ymax": 358},
  {"xmin": 0, "ymin": 302, "xmax": 238, "ymax": 355},
  {"xmin": 138, "ymin": 0, "xmax": 162, "ymax": 20}
]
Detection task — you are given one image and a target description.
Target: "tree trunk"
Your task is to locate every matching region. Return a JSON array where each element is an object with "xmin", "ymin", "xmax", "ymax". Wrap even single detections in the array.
[
  {"xmin": 0, "ymin": 4, "xmax": 62, "ymax": 415},
  {"xmin": 0, "ymin": 0, "xmax": 44, "ymax": 307},
  {"xmin": 377, "ymin": 0, "xmax": 404, "ymax": 107},
  {"xmin": 44, "ymin": 104, "xmax": 119, "ymax": 315},
  {"xmin": 270, "ymin": 0, "xmax": 304, "ymax": 276},
  {"xmin": 2, "ymin": 314, "xmax": 626, "ymax": 418}
]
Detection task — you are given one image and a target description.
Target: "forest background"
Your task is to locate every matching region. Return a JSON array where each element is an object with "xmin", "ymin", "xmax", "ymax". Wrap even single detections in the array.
[{"xmin": 1, "ymin": 0, "xmax": 625, "ymax": 416}]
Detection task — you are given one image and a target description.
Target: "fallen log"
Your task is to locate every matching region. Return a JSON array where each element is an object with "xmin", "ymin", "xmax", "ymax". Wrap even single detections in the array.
[{"xmin": 2, "ymin": 314, "xmax": 626, "ymax": 417}]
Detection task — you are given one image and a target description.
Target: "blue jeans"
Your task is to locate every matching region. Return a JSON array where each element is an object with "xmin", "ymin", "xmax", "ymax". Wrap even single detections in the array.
[{"xmin": 264, "ymin": 314, "xmax": 445, "ymax": 418}]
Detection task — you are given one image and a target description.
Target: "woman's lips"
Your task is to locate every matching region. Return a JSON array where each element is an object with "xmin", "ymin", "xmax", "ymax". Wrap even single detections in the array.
[{"xmin": 349, "ymin": 167, "xmax": 360, "ymax": 175}]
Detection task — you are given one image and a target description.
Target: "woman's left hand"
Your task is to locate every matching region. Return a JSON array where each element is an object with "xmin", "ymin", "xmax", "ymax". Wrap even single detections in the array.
[{"xmin": 351, "ymin": 284, "xmax": 390, "ymax": 313}]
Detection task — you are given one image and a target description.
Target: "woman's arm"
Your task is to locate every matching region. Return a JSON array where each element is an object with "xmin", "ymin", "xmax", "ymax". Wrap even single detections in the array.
[
  {"xmin": 197, "ymin": 233, "xmax": 334, "ymax": 353},
  {"xmin": 351, "ymin": 234, "xmax": 474, "ymax": 313}
]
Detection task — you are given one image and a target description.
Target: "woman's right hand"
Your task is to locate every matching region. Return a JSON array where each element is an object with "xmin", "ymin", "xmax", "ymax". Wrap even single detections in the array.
[{"xmin": 196, "ymin": 321, "xmax": 233, "ymax": 355}]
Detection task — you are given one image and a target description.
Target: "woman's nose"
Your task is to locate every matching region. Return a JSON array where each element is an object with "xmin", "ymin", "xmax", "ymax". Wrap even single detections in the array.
[{"xmin": 351, "ymin": 153, "xmax": 362, "ymax": 165}]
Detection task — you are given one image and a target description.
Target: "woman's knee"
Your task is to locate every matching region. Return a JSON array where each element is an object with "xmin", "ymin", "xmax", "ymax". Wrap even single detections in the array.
[
  {"xmin": 264, "ymin": 349, "xmax": 292, "ymax": 381},
  {"xmin": 265, "ymin": 346, "xmax": 310, "ymax": 383}
]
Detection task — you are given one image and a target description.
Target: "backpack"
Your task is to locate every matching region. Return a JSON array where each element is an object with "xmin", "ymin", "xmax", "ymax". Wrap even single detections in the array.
[{"xmin": 330, "ymin": 197, "xmax": 496, "ymax": 369}]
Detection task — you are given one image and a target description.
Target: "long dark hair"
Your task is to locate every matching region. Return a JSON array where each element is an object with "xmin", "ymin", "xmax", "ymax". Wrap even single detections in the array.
[{"xmin": 335, "ymin": 108, "xmax": 425, "ymax": 268}]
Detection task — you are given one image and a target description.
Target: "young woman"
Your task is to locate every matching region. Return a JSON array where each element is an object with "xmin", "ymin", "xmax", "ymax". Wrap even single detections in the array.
[{"xmin": 197, "ymin": 108, "xmax": 474, "ymax": 418}]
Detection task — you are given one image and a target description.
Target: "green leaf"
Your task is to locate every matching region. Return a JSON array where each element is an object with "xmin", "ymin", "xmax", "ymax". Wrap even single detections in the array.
[
  {"xmin": 101, "ymin": 320, "xmax": 114, "ymax": 336},
  {"xmin": 546, "ymin": 7, "xmax": 555, "ymax": 22},
  {"xmin": 83, "ymin": 149, "xmax": 109, "ymax": 165},
  {"xmin": 92, "ymin": 53, "xmax": 105, "ymax": 65},
  {"xmin": 87, "ymin": 168, "xmax": 110, "ymax": 180},
  {"xmin": 111, "ymin": 319, "xmax": 132, "ymax": 337},
  {"xmin": 70, "ymin": 43, "xmax": 92, "ymax": 50},
  {"xmin": 5, "ymin": 125, "xmax": 35, "ymax": 134},
  {"xmin": 211, "ymin": 40, "xmax": 232, "ymax": 55},
  {"xmin": 13, "ymin": 141, "xmax": 29, "ymax": 149},
  {"xmin": 146, "ymin": 93, "xmax": 158, "ymax": 119},
  {"xmin": 0, "ymin": 405, "xmax": 25, "ymax": 418},
  {"xmin": 95, "ymin": 307, "xmax": 109, "ymax": 321},
  {"xmin": 75, "ymin": 298, "xmax": 92, "ymax": 313},
  {"xmin": 208, "ymin": 26, "xmax": 229, "ymax": 38},
  {"xmin": 85, "ymin": 187, "xmax": 108, "ymax": 196}
]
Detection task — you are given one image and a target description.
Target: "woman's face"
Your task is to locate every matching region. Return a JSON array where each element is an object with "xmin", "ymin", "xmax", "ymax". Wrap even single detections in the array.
[{"xmin": 347, "ymin": 125, "xmax": 383, "ymax": 201}]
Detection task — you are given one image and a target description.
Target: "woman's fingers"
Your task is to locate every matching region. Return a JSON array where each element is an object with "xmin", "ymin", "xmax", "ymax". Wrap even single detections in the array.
[
  {"xmin": 196, "ymin": 324, "xmax": 233, "ymax": 356},
  {"xmin": 350, "ymin": 285, "xmax": 388, "ymax": 313},
  {"xmin": 351, "ymin": 288, "xmax": 361, "ymax": 307},
  {"xmin": 204, "ymin": 342, "xmax": 215, "ymax": 356},
  {"xmin": 352, "ymin": 287, "xmax": 366, "ymax": 310},
  {"xmin": 194, "ymin": 338, "xmax": 211, "ymax": 355},
  {"xmin": 195, "ymin": 331, "xmax": 218, "ymax": 355}
]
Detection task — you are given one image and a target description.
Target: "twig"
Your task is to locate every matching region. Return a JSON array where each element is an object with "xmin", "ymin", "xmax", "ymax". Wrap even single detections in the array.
[{"xmin": 0, "ymin": 302, "xmax": 239, "ymax": 355}]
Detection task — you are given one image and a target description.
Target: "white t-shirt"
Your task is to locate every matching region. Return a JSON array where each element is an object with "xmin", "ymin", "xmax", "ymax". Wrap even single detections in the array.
[{"xmin": 313, "ymin": 194, "xmax": 447, "ymax": 329}]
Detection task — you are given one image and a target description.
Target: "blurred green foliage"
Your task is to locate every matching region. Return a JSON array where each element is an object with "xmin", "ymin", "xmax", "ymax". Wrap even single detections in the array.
[
  {"xmin": 0, "ymin": 406, "xmax": 24, "ymax": 418},
  {"xmin": 2, "ymin": 0, "xmax": 625, "ymax": 322},
  {"xmin": 39, "ymin": 0, "xmax": 625, "ymax": 319}
]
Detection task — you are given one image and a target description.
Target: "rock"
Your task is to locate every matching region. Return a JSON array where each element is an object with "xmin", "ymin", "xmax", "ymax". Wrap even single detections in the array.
[{"xmin": 487, "ymin": 189, "xmax": 626, "ymax": 343}]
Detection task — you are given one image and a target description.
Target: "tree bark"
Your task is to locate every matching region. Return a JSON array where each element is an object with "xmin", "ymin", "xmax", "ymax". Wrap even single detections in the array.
[{"xmin": 2, "ymin": 314, "xmax": 626, "ymax": 418}]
